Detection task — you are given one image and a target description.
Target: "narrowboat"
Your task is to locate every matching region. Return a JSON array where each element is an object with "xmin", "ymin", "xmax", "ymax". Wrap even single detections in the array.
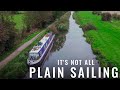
[{"xmin": 27, "ymin": 32, "xmax": 55, "ymax": 66}]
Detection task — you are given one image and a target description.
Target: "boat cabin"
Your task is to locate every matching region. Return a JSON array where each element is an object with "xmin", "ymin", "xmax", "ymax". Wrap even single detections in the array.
[{"xmin": 28, "ymin": 32, "xmax": 53, "ymax": 61}]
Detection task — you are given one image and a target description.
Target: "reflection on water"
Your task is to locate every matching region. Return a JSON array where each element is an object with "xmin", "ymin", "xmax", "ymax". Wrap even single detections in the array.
[
  {"xmin": 26, "ymin": 12, "xmax": 100, "ymax": 79},
  {"xmin": 52, "ymin": 31, "xmax": 68, "ymax": 52}
]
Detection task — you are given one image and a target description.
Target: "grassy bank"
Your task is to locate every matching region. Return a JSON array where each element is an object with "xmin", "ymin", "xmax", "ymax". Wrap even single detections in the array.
[
  {"xmin": 56, "ymin": 11, "xmax": 70, "ymax": 31},
  {"xmin": 0, "ymin": 31, "xmax": 41, "ymax": 62},
  {"xmin": 74, "ymin": 11, "xmax": 120, "ymax": 70},
  {"xmin": 48, "ymin": 12, "xmax": 71, "ymax": 33},
  {"xmin": 0, "ymin": 30, "xmax": 47, "ymax": 79}
]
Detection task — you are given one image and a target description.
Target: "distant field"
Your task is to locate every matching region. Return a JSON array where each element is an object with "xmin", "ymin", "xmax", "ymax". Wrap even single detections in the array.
[
  {"xmin": 12, "ymin": 14, "xmax": 26, "ymax": 31},
  {"xmin": 74, "ymin": 11, "xmax": 120, "ymax": 69}
]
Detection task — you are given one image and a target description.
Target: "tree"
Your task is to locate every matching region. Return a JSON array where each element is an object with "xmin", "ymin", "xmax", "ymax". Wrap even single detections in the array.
[
  {"xmin": 10, "ymin": 11, "xmax": 19, "ymax": 14},
  {"xmin": 0, "ymin": 12, "xmax": 16, "ymax": 54},
  {"xmin": 24, "ymin": 11, "xmax": 53, "ymax": 31},
  {"xmin": 52, "ymin": 11, "xmax": 66, "ymax": 20},
  {"xmin": 24, "ymin": 11, "xmax": 67, "ymax": 32}
]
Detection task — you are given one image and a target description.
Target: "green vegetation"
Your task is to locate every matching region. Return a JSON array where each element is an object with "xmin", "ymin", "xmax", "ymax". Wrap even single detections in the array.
[
  {"xmin": 48, "ymin": 12, "xmax": 71, "ymax": 33},
  {"xmin": 0, "ymin": 30, "xmax": 41, "ymax": 61},
  {"xmin": 0, "ymin": 12, "xmax": 70, "ymax": 79},
  {"xmin": 0, "ymin": 30, "xmax": 47, "ymax": 79},
  {"xmin": 0, "ymin": 12, "xmax": 16, "ymax": 57},
  {"xmin": 74, "ymin": 11, "xmax": 120, "ymax": 70},
  {"xmin": 112, "ymin": 13, "xmax": 120, "ymax": 20},
  {"xmin": 81, "ymin": 23, "xmax": 97, "ymax": 32},
  {"xmin": 57, "ymin": 12, "xmax": 70, "ymax": 31},
  {"xmin": 0, "ymin": 11, "xmax": 67, "ymax": 56},
  {"xmin": 24, "ymin": 11, "xmax": 67, "ymax": 32},
  {"xmin": 101, "ymin": 13, "xmax": 112, "ymax": 21},
  {"xmin": 92, "ymin": 11, "xmax": 102, "ymax": 15},
  {"xmin": 12, "ymin": 14, "xmax": 26, "ymax": 31}
]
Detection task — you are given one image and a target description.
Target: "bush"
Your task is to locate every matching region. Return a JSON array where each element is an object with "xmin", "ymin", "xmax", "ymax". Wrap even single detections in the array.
[
  {"xmin": 0, "ymin": 14, "xmax": 16, "ymax": 53},
  {"xmin": 116, "ymin": 15, "xmax": 120, "ymax": 20},
  {"xmin": 18, "ymin": 54, "xmax": 26, "ymax": 61},
  {"xmin": 112, "ymin": 13, "xmax": 120, "ymax": 20},
  {"xmin": 24, "ymin": 51, "xmax": 29, "ymax": 56},
  {"xmin": 101, "ymin": 13, "xmax": 112, "ymax": 21},
  {"xmin": 81, "ymin": 23, "xmax": 97, "ymax": 32},
  {"xmin": 57, "ymin": 23, "xmax": 67, "ymax": 31},
  {"xmin": 47, "ymin": 23, "xmax": 59, "ymax": 33},
  {"xmin": 2, "ymin": 62, "xmax": 26, "ymax": 79},
  {"xmin": 52, "ymin": 11, "xmax": 66, "ymax": 20},
  {"xmin": 92, "ymin": 11, "xmax": 102, "ymax": 15},
  {"xmin": 112, "ymin": 13, "xmax": 118, "ymax": 20}
]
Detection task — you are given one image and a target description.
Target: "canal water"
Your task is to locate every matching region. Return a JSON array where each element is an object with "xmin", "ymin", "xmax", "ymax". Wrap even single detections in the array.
[{"xmin": 25, "ymin": 12, "xmax": 100, "ymax": 79}]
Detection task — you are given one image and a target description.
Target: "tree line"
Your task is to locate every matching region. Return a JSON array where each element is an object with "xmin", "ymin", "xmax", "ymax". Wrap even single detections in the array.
[{"xmin": 0, "ymin": 11, "xmax": 66, "ymax": 55}]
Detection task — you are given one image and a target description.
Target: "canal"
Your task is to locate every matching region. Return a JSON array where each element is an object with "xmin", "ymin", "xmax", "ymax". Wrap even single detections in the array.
[{"xmin": 26, "ymin": 11, "xmax": 100, "ymax": 79}]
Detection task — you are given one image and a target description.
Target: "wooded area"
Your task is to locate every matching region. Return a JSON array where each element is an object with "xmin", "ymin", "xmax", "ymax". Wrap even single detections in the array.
[{"xmin": 0, "ymin": 11, "xmax": 66, "ymax": 55}]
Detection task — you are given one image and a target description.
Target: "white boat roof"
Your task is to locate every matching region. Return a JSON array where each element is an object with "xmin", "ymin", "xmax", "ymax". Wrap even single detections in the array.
[{"xmin": 29, "ymin": 33, "xmax": 51, "ymax": 53}]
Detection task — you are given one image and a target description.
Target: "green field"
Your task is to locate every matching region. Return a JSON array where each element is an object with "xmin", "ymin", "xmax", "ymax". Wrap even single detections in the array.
[
  {"xmin": 12, "ymin": 14, "xmax": 26, "ymax": 31},
  {"xmin": 74, "ymin": 11, "xmax": 120, "ymax": 69},
  {"xmin": 0, "ymin": 30, "xmax": 47, "ymax": 79}
]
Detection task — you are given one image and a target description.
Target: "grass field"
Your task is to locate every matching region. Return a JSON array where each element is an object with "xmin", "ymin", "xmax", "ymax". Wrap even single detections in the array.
[
  {"xmin": 0, "ymin": 30, "xmax": 47, "ymax": 79},
  {"xmin": 74, "ymin": 11, "xmax": 120, "ymax": 69},
  {"xmin": 12, "ymin": 14, "xmax": 26, "ymax": 31}
]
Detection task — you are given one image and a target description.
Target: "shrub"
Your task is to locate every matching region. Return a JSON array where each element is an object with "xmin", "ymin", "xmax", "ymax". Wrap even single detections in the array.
[
  {"xmin": 112, "ymin": 13, "xmax": 120, "ymax": 20},
  {"xmin": 81, "ymin": 23, "xmax": 97, "ymax": 32},
  {"xmin": 101, "ymin": 13, "xmax": 112, "ymax": 21},
  {"xmin": 24, "ymin": 51, "xmax": 29, "ymax": 56},
  {"xmin": 116, "ymin": 15, "xmax": 120, "ymax": 20},
  {"xmin": 47, "ymin": 23, "xmax": 59, "ymax": 33},
  {"xmin": 2, "ymin": 61, "xmax": 27, "ymax": 79},
  {"xmin": 57, "ymin": 23, "xmax": 67, "ymax": 31},
  {"xmin": 18, "ymin": 54, "xmax": 26, "ymax": 61},
  {"xmin": 92, "ymin": 11, "xmax": 102, "ymax": 15},
  {"xmin": 112, "ymin": 13, "xmax": 118, "ymax": 20}
]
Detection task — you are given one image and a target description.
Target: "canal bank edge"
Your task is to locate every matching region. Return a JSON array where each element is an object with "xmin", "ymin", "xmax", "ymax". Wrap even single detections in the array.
[
  {"xmin": 0, "ymin": 12, "xmax": 71, "ymax": 79},
  {"xmin": 73, "ymin": 12, "xmax": 108, "ymax": 68}
]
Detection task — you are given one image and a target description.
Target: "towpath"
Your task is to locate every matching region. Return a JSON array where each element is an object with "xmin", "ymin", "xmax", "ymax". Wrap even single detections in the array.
[{"xmin": 0, "ymin": 32, "xmax": 42, "ymax": 70}]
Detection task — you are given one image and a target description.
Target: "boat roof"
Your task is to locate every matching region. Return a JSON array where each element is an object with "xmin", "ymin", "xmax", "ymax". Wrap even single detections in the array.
[{"xmin": 29, "ymin": 33, "xmax": 52, "ymax": 53}]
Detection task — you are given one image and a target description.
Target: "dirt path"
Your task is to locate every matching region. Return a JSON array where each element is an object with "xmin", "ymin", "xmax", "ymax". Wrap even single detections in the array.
[{"xmin": 0, "ymin": 32, "xmax": 41, "ymax": 70}]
